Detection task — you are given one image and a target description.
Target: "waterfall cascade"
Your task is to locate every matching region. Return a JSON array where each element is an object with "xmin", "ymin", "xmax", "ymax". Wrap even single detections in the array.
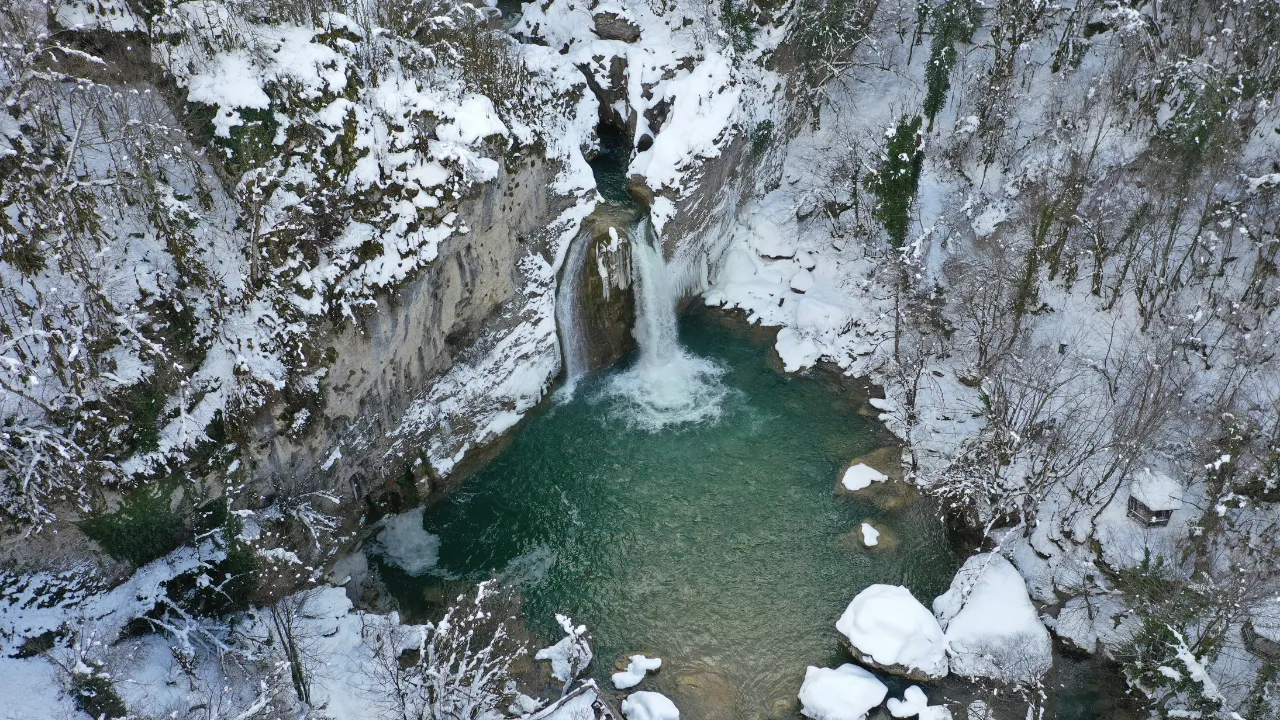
[
  {"xmin": 554, "ymin": 229, "xmax": 593, "ymax": 402},
  {"xmin": 603, "ymin": 219, "xmax": 727, "ymax": 430}
]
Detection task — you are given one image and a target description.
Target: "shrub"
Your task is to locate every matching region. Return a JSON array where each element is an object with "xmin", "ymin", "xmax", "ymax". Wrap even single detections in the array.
[
  {"xmin": 81, "ymin": 482, "xmax": 189, "ymax": 566},
  {"xmin": 866, "ymin": 115, "xmax": 925, "ymax": 248},
  {"xmin": 922, "ymin": 0, "xmax": 977, "ymax": 125},
  {"xmin": 71, "ymin": 673, "xmax": 128, "ymax": 720}
]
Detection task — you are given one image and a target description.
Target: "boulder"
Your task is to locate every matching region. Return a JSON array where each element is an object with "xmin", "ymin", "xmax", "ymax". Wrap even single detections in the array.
[
  {"xmin": 797, "ymin": 664, "xmax": 888, "ymax": 720},
  {"xmin": 836, "ymin": 585, "xmax": 948, "ymax": 682},
  {"xmin": 593, "ymin": 11, "xmax": 642, "ymax": 42},
  {"xmin": 621, "ymin": 691, "xmax": 679, "ymax": 720},
  {"xmin": 933, "ymin": 553, "xmax": 1052, "ymax": 683}
]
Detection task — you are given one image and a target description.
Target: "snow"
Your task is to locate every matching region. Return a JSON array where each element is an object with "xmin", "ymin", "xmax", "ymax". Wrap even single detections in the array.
[
  {"xmin": 887, "ymin": 686, "xmax": 929, "ymax": 718},
  {"xmin": 747, "ymin": 217, "xmax": 796, "ymax": 259},
  {"xmin": 54, "ymin": 0, "xmax": 138, "ymax": 32},
  {"xmin": 372, "ymin": 508, "xmax": 440, "ymax": 576},
  {"xmin": 933, "ymin": 554, "xmax": 1052, "ymax": 683},
  {"xmin": 613, "ymin": 654, "xmax": 663, "ymax": 689},
  {"xmin": 536, "ymin": 614, "xmax": 593, "ymax": 684},
  {"xmin": 797, "ymin": 664, "xmax": 889, "ymax": 720},
  {"xmin": 776, "ymin": 328, "xmax": 823, "ymax": 372},
  {"xmin": 1047, "ymin": 592, "xmax": 1138, "ymax": 654},
  {"xmin": 533, "ymin": 686, "xmax": 600, "ymax": 719},
  {"xmin": 842, "ymin": 464, "xmax": 889, "ymax": 492},
  {"xmin": 0, "ymin": 541, "xmax": 225, "ymax": 657},
  {"xmin": 629, "ymin": 53, "xmax": 741, "ymax": 195},
  {"xmin": 860, "ymin": 523, "xmax": 881, "ymax": 547},
  {"xmin": 886, "ymin": 686, "xmax": 950, "ymax": 719},
  {"xmin": 435, "ymin": 95, "xmax": 509, "ymax": 146},
  {"xmin": 791, "ymin": 269, "xmax": 816, "ymax": 293},
  {"xmin": 836, "ymin": 585, "xmax": 949, "ymax": 680},
  {"xmin": 620, "ymin": 691, "xmax": 680, "ymax": 720},
  {"xmin": 0, "ymin": 655, "xmax": 85, "ymax": 720},
  {"xmin": 1129, "ymin": 468, "xmax": 1184, "ymax": 511}
]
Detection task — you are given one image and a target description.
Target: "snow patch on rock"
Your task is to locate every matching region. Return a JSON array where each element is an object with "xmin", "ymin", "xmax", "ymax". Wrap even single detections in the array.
[
  {"xmin": 613, "ymin": 654, "xmax": 663, "ymax": 689},
  {"xmin": 797, "ymin": 663, "xmax": 888, "ymax": 720},
  {"xmin": 933, "ymin": 554, "xmax": 1052, "ymax": 683},
  {"xmin": 837, "ymin": 585, "xmax": 948, "ymax": 680},
  {"xmin": 621, "ymin": 690, "xmax": 680, "ymax": 720}
]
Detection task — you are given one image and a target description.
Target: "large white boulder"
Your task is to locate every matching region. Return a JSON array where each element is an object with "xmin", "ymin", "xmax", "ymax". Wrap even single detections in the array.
[
  {"xmin": 933, "ymin": 554, "xmax": 1052, "ymax": 683},
  {"xmin": 797, "ymin": 663, "xmax": 888, "ymax": 720},
  {"xmin": 837, "ymin": 585, "xmax": 948, "ymax": 681}
]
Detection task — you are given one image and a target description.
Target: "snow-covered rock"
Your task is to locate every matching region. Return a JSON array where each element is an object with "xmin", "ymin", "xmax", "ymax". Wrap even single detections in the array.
[
  {"xmin": 748, "ymin": 217, "xmax": 795, "ymax": 258},
  {"xmin": 933, "ymin": 554, "xmax": 1052, "ymax": 683},
  {"xmin": 887, "ymin": 685, "xmax": 928, "ymax": 717},
  {"xmin": 791, "ymin": 269, "xmax": 815, "ymax": 293},
  {"xmin": 776, "ymin": 328, "xmax": 823, "ymax": 372},
  {"xmin": 1047, "ymin": 592, "xmax": 1138, "ymax": 654},
  {"xmin": 797, "ymin": 664, "xmax": 888, "ymax": 720},
  {"xmin": 887, "ymin": 686, "xmax": 950, "ymax": 718},
  {"xmin": 836, "ymin": 585, "xmax": 948, "ymax": 681},
  {"xmin": 532, "ymin": 685, "xmax": 602, "ymax": 720},
  {"xmin": 613, "ymin": 654, "xmax": 662, "ymax": 689},
  {"xmin": 841, "ymin": 463, "xmax": 888, "ymax": 492},
  {"xmin": 621, "ymin": 691, "xmax": 679, "ymax": 720},
  {"xmin": 859, "ymin": 523, "xmax": 880, "ymax": 547},
  {"xmin": 536, "ymin": 615, "xmax": 593, "ymax": 684}
]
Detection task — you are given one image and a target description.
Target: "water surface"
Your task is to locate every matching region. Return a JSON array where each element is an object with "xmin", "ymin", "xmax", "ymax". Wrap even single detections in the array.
[{"xmin": 377, "ymin": 306, "xmax": 958, "ymax": 718}]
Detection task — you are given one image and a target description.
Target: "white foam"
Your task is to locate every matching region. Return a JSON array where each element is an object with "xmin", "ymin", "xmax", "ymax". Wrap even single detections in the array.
[
  {"xmin": 602, "ymin": 220, "xmax": 727, "ymax": 431},
  {"xmin": 372, "ymin": 508, "xmax": 440, "ymax": 576}
]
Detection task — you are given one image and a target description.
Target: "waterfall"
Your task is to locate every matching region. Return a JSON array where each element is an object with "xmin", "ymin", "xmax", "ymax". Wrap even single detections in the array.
[
  {"xmin": 554, "ymin": 230, "xmax": 592, "ymax": 402},
  {"xmin": 603, "ymin": 219, "xmax": 727, "ymax": 430},
  {"xmin": 629, "ymin": 219, "xmax": 681, "ymax": 369}
]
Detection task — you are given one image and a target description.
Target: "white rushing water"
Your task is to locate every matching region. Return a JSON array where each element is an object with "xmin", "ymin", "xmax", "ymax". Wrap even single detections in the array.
[
  {"xmin": 602, "ymin": 219, "xmax": 727, "ymax": 430},
  {"xmin": 554, "ymin": 229, "xmax": 593, "ymax": 402}
]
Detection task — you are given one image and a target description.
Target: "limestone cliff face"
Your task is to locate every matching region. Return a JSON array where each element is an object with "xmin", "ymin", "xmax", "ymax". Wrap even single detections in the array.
[
  {"xmin": 241, "ymin": 17, "xmax": 797, "ymax": 516},
  {"xmin": 245, "ymin": 153, "xmax": 574, "ymax": 507}
]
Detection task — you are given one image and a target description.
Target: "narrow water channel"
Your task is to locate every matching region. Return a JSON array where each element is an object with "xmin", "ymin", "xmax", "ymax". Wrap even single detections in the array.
[{"xmin": 372, "ymin": 305, "xmax": 959, "ymax": 719}]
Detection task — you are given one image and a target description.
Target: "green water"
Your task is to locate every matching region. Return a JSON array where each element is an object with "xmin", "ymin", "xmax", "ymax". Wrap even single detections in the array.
[
  {"xmin": 589, "ymin": 124, "xmax": 633, "ymax": 204},
  {"xmin": 375, "ymin": 306, "xmax": 959, "ymax": 718}
]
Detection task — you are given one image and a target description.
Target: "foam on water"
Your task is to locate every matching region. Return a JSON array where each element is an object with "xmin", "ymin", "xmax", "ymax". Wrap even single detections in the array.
[
  {"xmin": 373, "ymin": 508, "xmax": 441, "ymax": 576},
  {"xmin": 601, "ymin": 220, "xmax": 727, "ymax": 430}
]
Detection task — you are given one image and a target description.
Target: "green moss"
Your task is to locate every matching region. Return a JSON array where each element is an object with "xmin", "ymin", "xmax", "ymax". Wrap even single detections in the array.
[{"xmin": 81, "ymin": 482, "xmax": 189, "ymax": 566}]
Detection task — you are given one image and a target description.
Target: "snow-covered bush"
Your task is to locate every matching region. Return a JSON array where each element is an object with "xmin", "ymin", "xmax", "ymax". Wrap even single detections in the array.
[{"xmin": 363, "ymin": 581, "xmax": 527, "ymax": 720}]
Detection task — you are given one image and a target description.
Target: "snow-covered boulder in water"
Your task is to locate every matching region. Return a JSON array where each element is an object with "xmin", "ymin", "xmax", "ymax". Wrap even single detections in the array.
[
  {"xmin": 797, "ymin": 663, "xmax": 888, "ymax": 720},
  {"xmin": 836, "ymin": 585, "xmax": 948, "ymax": 681},
  {"xmin": 621, "ymin": 691, "xmax": 679, "ymax": 720},
  {"xmin": 933, "ymin": 553, "xmax": 1052, "ymax": 683},
  {"xmin": 536, "ymin": 614, "xmax": 593, "ymax": 686},
  {"xmin": 613, "ymin": 654, "xmax": 662, "ymax": 689},
  {"xmin": 887, "ymin": 686, "xmax": 952, "ymax": 719},
  {"xmin": 841, "ymin": 463, "xmax": 888, "ymax": 492}
]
